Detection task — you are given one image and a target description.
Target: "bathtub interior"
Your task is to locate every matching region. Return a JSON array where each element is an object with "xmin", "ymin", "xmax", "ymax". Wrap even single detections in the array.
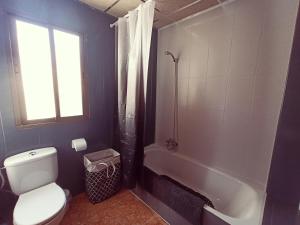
[{"xmin": 144, "ymin": 145, "xmax": 265, "ymax": 220}]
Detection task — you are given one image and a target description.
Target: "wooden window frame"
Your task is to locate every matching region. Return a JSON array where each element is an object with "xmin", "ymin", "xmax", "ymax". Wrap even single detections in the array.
[{"xmin": 9, "ymin": 15, "xmax": 89, "ymax": 127}]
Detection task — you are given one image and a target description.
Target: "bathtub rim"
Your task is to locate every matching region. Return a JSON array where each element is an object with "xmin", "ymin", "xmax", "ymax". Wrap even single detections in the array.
[
  {"xmin": 144, "ymin": 144, "xmax": 265, "ymax": 192},
  {"xmin": 144, "ymin": 144, "xmax": 266, "ymax": 225}
]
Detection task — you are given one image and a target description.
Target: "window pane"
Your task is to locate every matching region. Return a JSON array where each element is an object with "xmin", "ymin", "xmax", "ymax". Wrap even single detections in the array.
[
  {"xmin": 16, "ymin": 20, "xmax": 56, "ymax": 120},
  {"xmin": 54, "ymin": 30, "xmax": 83, "ymax": 117}
]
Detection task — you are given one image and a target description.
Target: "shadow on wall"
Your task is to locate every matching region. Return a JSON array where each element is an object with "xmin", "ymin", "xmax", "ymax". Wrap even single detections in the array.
[
  {"xmin": 0, "ymin": 190, "xmax": 17, "ymax": 224},
  {"xmin": 266, "ymin": 0, "xmax": 300, "ymax": 206}
]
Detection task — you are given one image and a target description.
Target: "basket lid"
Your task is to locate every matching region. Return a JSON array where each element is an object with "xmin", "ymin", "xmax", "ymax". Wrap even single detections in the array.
[{"xmin": 84, "ymin": 148, "xmax": 119, "ymax": 164}]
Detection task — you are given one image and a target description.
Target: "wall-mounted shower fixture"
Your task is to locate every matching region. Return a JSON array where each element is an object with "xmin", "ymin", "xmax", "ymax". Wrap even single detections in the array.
[
  {"xmin": 165, "ymin": 50, "xmax": 179, "ymax": 151},
  {"xmin": 165, "ymin": 51, "xmax": 179, "ymax": 63}
]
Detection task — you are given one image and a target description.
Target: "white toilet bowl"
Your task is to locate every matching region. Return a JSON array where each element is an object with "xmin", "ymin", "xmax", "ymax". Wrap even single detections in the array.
[{"xmin": 13, "ymin": 183, "xmax": 67, "ymax": 225}]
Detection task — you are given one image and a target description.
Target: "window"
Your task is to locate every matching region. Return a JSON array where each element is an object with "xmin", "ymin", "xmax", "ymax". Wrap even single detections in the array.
[{"xmin": 10, "ymin": 18, "xmax": 87, "ymax": 126}]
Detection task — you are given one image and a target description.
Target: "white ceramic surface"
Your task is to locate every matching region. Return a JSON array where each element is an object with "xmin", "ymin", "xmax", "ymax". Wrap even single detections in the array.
[
  {"xmin": 4, "ymin": 148, "xmax": 58, "ymax": 195},
  {"xmin": 144, "ymin": 145, "xmax": 266, "ymax": 225},
  {"xmin": 14, "ymin": 183, "xmax": 66, "ymax": 225},
  {"xmin": 155, "ymin": 0, "xmax": 299, "ymax": 189}
]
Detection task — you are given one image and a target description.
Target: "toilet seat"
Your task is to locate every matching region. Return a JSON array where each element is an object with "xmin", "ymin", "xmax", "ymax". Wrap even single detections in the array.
[{"xmin": 14, "ymin": 183, "xmax": 66, "ymax": 225}]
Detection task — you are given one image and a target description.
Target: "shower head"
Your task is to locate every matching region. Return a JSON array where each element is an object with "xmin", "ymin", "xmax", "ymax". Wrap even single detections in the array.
[{"xmin": 165, "ymin": 50, "xmax": 178, "ymax": 63}]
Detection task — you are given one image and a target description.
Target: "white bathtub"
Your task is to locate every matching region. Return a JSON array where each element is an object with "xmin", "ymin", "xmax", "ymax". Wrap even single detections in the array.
[{"xmin": 144, "ymin": 144, "xmax": 266, "ymax": 225}]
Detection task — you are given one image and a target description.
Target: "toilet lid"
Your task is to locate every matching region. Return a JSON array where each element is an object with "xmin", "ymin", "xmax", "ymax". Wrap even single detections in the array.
[{"xmin": 14, "ymin": 183, "xmax": 66, "ymax": 225}]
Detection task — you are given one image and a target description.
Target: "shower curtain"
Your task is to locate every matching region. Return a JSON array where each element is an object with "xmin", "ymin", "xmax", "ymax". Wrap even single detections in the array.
[{"xmin": 116, "ymin": 0, "xmax": 155, "ymax": 188}]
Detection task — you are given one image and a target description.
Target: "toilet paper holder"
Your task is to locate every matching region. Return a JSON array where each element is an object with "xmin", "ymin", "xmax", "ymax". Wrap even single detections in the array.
[{"xmin": 71, "ymin": 138, "xmax": 87, "ymax": 152}]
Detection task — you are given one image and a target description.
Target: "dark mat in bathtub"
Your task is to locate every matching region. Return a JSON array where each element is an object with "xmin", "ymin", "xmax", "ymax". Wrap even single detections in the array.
[{"xmin": 142, "ymin": 167, "xmax": 214, "ymax": 225}]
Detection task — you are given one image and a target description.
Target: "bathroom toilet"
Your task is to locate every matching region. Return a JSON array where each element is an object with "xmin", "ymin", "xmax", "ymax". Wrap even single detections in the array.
[{"xmin": 4, "ymin": 147, "xmax": 68, "ymax": 225}]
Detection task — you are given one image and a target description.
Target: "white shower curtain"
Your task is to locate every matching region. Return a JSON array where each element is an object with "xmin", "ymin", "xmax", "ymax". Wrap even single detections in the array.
[{"xmin": 117, "ymin": 0, "xmax": 155, "ymax": 187}]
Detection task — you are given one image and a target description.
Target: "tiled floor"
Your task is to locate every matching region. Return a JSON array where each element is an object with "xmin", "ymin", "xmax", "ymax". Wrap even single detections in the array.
[{"xmin": 61, "ymin": 190, "xmax": 168, "ymax": 225}]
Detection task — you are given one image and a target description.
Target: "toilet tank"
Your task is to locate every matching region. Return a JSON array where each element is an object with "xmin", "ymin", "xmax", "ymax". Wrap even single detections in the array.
[{"xmin": 4, "ymin": 147, "xmax": 58, "ymax": 195}]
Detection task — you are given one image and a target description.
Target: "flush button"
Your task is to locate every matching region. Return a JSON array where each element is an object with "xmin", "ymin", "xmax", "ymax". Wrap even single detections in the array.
[{"xmin": 29, "ymin": 151, "xmax": 37, "ymax": 156}]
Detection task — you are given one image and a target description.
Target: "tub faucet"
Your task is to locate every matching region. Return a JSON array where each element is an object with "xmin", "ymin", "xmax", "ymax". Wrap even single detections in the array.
[{"xmin": 166, "ymin": 138, "xmax": 178, "ymax": 151}]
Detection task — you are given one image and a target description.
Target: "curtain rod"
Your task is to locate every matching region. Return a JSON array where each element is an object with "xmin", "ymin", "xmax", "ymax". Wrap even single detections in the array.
[
  {"xmin": 110, "ymin": 14, "xmax": 128, "ymax": 28},
  {"xmin": 109, "ymin": 0, "xmax": 158, "ymax": 28},
  {"xmin": 109, "ymin": 0, "xmax": 145, "ymax": 28},
  {"xmin": 109, "ymin": 0, "xmax": 205, "ymax": 29},
  {"xmin": 110, "ymin": 0, "xmax": 236, "ymax": 29},
  {"xmin": 160, "ymin": 0, "xmax": 236, "ymax": 31}
]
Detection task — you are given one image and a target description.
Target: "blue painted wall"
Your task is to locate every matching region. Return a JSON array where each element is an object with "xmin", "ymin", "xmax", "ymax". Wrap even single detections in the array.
[
  {"xmin": 266, "ymin": 5, "xmax": 300, "ymax": 205},
  {"xmin": 262, "ymin": 6, "xmax": 300, "ymax": 225},
  {"xmin": 0, "ymin": 0, "xmax": 116, "ymax": 195}
]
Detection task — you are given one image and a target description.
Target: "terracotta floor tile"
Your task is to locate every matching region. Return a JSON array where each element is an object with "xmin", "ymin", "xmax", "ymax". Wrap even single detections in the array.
[{"xmin": 61, "ymin": 190, "xmax": 168, "ymax": 225}]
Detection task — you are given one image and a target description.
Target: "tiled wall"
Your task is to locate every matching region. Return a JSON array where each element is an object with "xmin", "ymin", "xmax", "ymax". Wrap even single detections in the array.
[
  {"xmin": 155, "ymin": 0, "xmax": 299, "ymax": 189},
  {"xmin": 0, "ymin": 0, "xmax": 115, "ymax": 195}
]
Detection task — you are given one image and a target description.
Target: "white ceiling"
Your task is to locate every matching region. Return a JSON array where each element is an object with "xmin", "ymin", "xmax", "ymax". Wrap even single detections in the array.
[{"xmin": 79, "ymin": 0, "xmax": 228, "ymax": 28}]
